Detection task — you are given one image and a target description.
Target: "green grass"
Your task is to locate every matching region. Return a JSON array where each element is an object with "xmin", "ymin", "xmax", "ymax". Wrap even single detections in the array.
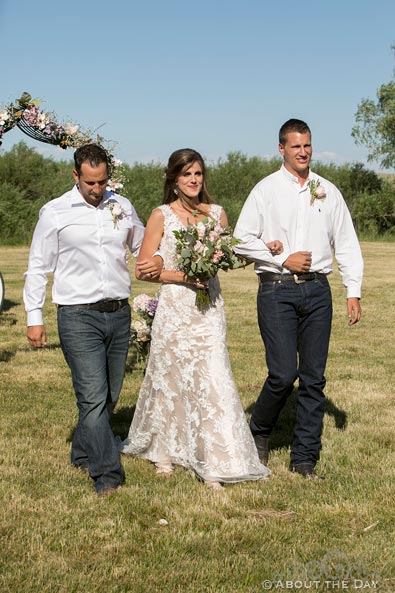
[{"xmin": 1, "ymin": 244, "xmax": 394, "ymax": 593}]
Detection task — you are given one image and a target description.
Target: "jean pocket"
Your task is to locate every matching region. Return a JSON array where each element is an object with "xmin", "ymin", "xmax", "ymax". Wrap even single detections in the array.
[
  {"xmin": 258, "ymin": 281, "xmax": 278, "ymax": 296},
  {"xmin": 117, "ymin": 303, "xmax": 131, "ymax": 318},
  {"xmin": 314, "ymin": 276, "xmax": 330, "ymax": 289}
]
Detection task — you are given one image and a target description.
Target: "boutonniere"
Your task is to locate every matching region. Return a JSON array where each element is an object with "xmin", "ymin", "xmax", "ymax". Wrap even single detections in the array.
[
  {"xmin": 309, "ymin": 179, "xmax": 326, "ymax": 206},
  {"xmin": 107, "ymin": 201, "xmax": 127, "ymax": 228}
]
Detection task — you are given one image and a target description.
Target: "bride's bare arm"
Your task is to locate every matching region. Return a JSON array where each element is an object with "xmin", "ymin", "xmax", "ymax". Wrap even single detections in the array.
[
  {"xmin": 220, "ymin": 208, "xmax": 228, "ymax": 228},
  {"xmin": 135, "ymin": 209, "xmax": 165, "ymax": 280},
  {"xmin": 135, "ymin": 209, "xmax": 165, "ymax": 281}
]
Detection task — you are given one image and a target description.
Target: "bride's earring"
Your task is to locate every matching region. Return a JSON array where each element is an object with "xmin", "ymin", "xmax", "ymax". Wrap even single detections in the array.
[{"xmin": 173, "ymin": 186, "xmax": 178, "ymax": 196}]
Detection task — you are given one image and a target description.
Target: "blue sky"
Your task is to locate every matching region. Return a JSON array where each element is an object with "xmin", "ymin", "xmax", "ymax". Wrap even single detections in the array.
[{"xmin": 1, "ymin": 0, "xmax": 395, "ymax": 171}]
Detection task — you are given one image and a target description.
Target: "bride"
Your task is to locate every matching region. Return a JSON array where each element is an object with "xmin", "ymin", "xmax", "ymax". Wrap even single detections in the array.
[{"xmin": 119, "ymin": 148, "xmax": 271, "ymax": 489}]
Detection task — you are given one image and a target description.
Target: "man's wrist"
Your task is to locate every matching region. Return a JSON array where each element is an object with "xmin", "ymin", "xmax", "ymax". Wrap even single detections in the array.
[{"xmin": 27, "ymin": 309, "xmax": 44, "ymax": 326}]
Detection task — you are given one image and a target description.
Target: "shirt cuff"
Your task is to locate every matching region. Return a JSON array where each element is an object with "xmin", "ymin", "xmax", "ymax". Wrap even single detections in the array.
[
  {"xmin": 272, "ymin": 251, "xmax": 291, "ymax": 268},
  {"xmin": 345, "ymin": 279, "xmax": 362, "ymax": 299},
  {"xmin": 27, "ymin": 309, "xmax": 44, "ymax": 327},
  {"xmin": 346, "ymin": 289, "xmax": 362, "ymax": 299},
  {"xmin": 153, "ymin": 251, "xmax": 163, "ymax": 260}
]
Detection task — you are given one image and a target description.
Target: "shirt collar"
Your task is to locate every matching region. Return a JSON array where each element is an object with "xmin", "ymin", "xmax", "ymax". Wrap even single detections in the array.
[
  {"xmin": 70, "ymin": 184, "xmax": 113, "ymax": 209},
  {"xmin": 100, "ymin": 190, "xmax": 115, "ymax": 207},
  {"xmin": 281, "ymin": 164, "xmax": 312, "ymax": 191}
]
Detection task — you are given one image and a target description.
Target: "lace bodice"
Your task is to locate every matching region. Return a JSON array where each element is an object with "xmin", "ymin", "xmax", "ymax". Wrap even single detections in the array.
[{"xmin": 156, "ymin": 203, "xmax": 223, "ymax": 271}]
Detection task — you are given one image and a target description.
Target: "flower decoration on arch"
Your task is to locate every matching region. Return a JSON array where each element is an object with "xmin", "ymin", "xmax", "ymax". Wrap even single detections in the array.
[{"xmin": 0, "ymin": 91, "xmax": 125, "ymax": 192}]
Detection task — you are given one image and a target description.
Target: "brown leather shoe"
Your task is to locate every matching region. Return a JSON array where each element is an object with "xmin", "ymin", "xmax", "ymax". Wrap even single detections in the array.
[
  {"xmin": 289, "ymin": 463, "xmax": 324, "ymax": 480},
  {"xmin": 253, "ymin": 434, "xmax": 269, "ymax": 465}
]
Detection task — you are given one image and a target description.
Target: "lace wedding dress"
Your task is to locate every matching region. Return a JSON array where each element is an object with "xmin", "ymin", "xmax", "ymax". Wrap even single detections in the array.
[{"xmin": 119, "ymin": 204, "xmax": 270, "ymax": 484}]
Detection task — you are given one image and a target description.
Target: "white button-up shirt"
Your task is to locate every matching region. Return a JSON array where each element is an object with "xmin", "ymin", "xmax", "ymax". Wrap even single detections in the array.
[
  {"xmin": 234, "ymin": 165, "xmax": 364, "ymax": 298},
  {"xmin": 23, "ymin": 185, "xmax": 145, "ymax": 326}
]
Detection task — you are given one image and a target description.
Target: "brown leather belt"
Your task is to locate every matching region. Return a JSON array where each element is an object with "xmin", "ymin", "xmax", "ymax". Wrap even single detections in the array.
[
  {"xmin": 258, "ymin": 272, "xmax": 327, "ymax": 284},
  {"xmin": 58, "ymin": 299, "xmax": 129, "ymax": 312}
]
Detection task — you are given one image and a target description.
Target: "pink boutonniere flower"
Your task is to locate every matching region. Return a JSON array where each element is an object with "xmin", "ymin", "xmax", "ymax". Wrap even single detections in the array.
[
  {"xmin": 107, "ymin": 201, "xmax": 127, "ymax": 228},
  {"xmin": 309, "ymin": 179, "xmax": 327, "ymax": 206}
]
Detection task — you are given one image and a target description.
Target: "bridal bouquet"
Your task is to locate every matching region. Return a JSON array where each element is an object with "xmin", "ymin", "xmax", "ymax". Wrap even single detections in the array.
[
  {"xmin": 129, "ymin": 294, "xmax": 158, "ymax": 366},
  {"xmin": 173, "ymin": 215, "xmax": 245, "ymax": 310}
]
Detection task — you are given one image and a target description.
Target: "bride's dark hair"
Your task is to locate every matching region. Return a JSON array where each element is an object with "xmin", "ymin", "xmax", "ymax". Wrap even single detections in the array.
[{"xmin": 163, "ymin": 148, "xmax": 213, "ymax": 213}]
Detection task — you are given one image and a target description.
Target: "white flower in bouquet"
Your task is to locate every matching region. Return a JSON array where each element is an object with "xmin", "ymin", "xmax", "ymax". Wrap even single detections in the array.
[
  {"xmin": 129, "ymin": 293, "xmax": 159, "ymax": 369},
  {"xmin": 132, "ymin": 294, "xmax": 158, "ymax": 318},
  {"xmin": 196, "ymin": 221, "xmax": 206, "ymax": 239},
  {"xmin": 132, "ymin": 318, "xmax": 151, "ymax": 341},
  {"xmin": 173, "ymin": 214, "xmax": 245, "ymax": 310}
]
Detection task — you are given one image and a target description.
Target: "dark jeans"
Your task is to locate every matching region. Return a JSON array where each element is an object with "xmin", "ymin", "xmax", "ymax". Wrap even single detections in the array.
[
  {"xmin": 251, "ymin": 276, "xmax": 332, "ymax": 465},
  {"xmin": 57, "ymin": 304, "xmax": 131, "ymax": 493}
]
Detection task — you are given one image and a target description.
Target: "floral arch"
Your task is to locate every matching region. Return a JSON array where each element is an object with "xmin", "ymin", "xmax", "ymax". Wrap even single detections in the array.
[{"xmin": 0, "ymin": 92, "xmax": 124, "ymax": 191}]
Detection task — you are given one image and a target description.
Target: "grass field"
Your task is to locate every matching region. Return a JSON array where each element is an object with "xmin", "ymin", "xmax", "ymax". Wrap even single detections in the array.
[{"xmin": 1, "ymin": 243, "xmax": 394, "ymax": 593}]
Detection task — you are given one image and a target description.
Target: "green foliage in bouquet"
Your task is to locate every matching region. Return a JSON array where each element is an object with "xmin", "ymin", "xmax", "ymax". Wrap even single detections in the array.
[{"xmin": 173, "ymin": 213, "xmax": 245, "ymax": 309}]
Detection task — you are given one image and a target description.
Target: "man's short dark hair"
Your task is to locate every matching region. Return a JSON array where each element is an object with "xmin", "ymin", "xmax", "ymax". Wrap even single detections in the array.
[
  {"xmin": 279, "ymin": 119, "xmax": 311, "ymax": 145},
  {"xmin": 74, "ymin": 144, "xmax": 110, "ymax": 176}
]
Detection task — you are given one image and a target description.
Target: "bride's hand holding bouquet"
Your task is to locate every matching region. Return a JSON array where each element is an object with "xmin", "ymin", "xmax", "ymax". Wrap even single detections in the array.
[{"xmin": 173, "ymin": 213, "xmax": 245, "ymax": 310}]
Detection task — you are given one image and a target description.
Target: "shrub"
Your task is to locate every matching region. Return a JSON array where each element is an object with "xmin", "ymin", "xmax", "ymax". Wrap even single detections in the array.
[
  {"xmin": 0, "ymin": 141, "xmax": 72, "ymax": 202},
  {"xmin": 207, "ymin": 152, "xmax": 281, "ymax": 227},
  {"xmin": 0, "ymin": 143, "xmax": 393, "ymax": 243},
  {"xmin": 123, "ymin": 162, "xmax": 164, "ymax": 224},
  {"xmin": 0, "ymin": 182, "xmax": 44, "ymax": 244},
  {"xmin": 351, "ymin": 181, "xmax": 395, "ymax": 236}
]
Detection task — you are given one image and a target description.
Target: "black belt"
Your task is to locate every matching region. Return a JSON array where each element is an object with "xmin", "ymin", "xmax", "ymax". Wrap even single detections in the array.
[
  {"xmin": 258, "ymin": 272, "xmax": 327, "ymax": 284},
  {"xmin": 58, "ymin": 299, "xmax": 129, "ymax": 312}
]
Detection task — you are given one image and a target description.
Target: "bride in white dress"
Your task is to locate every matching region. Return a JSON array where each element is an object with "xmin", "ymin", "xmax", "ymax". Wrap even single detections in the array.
[{"xmin": 119, "ymin": 148, "xmax": 270, "ymax": 488}]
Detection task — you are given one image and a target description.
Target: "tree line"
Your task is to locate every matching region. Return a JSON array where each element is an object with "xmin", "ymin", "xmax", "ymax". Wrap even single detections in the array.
[{"xmin": 0, "ymin": 141, "xmax": 394, "ymax": 245}]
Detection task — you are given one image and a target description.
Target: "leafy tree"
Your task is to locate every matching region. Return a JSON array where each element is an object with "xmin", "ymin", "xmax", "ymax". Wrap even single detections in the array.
[
  {"xmin": 0, "ymin": 143, "xmax": 394, "ymax": 244},
  {"xmin": 208, "ymin": 152, "xmax": 281, "ymax": 227},
  {"xmin": 0, "ymin": 182, "xmax": 42, "ymax": 244},
  {"xmin": 0, "ymin": 141, "xmax": 72, "ymax": 201},
  {"xmin": 352, "ymin": 46, "xmax": 395, "ymax": 169},
  {"xmin": 351, "ymin": 180, "xmax": 395, "ymax": 237},
  {"xmin": 314, "ymin": 161, "xmax": 382, "ymax": 212},
  {"xmin": 123, "ymin": 161, "xmax": 164, "ymax": 224}
]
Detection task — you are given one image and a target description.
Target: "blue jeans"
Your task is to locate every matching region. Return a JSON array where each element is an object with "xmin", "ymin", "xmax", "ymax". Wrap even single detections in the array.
[
  {"xmin": 251, "ymin": 276, "xmax": 332, "ymax": 466},
  {"xmin": 57, "ymin": 304, "xmax": 131, "ymax": 492}
]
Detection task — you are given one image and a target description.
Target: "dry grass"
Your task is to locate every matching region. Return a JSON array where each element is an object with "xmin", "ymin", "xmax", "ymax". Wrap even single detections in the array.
[{"xmin": 1, "ymin": 244, "xmax": 395, "ymax": 593}]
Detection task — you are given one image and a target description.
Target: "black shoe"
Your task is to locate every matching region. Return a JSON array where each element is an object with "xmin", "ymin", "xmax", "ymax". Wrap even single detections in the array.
[
  {"xmin": 289, "ymin": 463, "xmax": 324, "ymax": 480},
  {"xmin": 253, "ymin": 434, "xmax": 269, "ymax": 465}
]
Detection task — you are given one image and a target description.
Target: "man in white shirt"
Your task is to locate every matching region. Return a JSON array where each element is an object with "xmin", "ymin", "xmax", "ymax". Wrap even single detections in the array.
[
  {"xmin": 234, "ymin": 119, "xmax": 363, "ymax": 478},
  {"xmin": 24, "ymin": 143, "xmax": 161, "ymax": 496}
]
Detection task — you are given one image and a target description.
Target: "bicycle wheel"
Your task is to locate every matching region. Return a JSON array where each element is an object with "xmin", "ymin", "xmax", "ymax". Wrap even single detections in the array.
[{"xmin": 0, "ymin": 272, "xmax": 4, "ymax": 312}]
